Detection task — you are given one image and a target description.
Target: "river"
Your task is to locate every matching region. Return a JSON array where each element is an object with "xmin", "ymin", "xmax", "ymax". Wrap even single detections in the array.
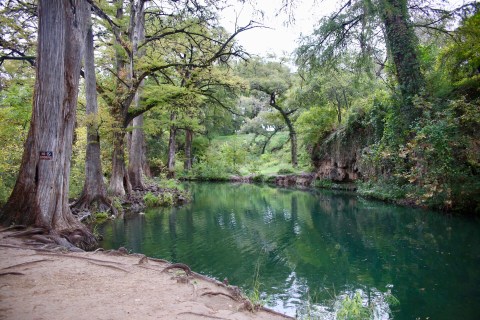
[{"xmin": 99, "ymin": 182, "xmax": 480, "ymax": 319}]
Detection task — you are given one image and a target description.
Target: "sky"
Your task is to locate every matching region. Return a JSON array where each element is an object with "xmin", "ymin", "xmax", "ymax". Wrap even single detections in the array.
[
  {"xmin": 220, "ymin": 0, "xmax": 469, "ymax": 59},
  {"xmin": 220, "ymin": 0, "xmax": 337, "ymax": 58}
]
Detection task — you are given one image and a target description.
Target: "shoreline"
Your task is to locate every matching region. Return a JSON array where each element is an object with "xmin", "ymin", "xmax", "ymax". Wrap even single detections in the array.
[{"xmin": 0, "ymin": 231, "xmax": 292, "ymax": 320}]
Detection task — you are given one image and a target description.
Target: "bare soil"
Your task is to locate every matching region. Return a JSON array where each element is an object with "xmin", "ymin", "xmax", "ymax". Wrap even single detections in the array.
[{"xmin": 0, "ymin": 232, "xmax": 292, "ymax": 320}]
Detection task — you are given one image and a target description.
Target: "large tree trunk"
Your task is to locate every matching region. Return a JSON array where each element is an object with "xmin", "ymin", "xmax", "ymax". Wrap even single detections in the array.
[
  {"xmin": 128, "ymin": 112, "xmax": 147, "ymax": 189},
  {"xmin": 108, "ymin": 0, "xmax": 132, "ymax": 197},
  {"xmin": 184, "ymin": 129, "xmax": 193, "ymax": 171},
  {"xmin": 0, "ymin": 0, "xmax": 96, "ymax": 250},
  {"xmin": 167, "ymin": 113, "xmax": 177, "ymax": 178},
  {"xmin": 109, "ymin": 126, "xmax": 132, "ymax": 197},
  {"xmin": 72, "ymin": 23, "xmax": 114, "ymax": 215},
  {"xmin": 382, "ymin": 0, "xmax": 424, "ymax": 122},
  {"xmin": 128, "ymin": 1, "xmax": 149, "ymax": 189}
]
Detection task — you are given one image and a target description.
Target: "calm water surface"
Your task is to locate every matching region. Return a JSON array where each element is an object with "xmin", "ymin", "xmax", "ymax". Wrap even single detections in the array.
[{"xmin": 100, "ymin": 182, "xmax": 480, "ymax": 319}]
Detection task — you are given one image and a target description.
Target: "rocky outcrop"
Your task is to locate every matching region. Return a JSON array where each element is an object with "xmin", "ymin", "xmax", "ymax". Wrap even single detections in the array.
[
  {"xmin": 312, "ymin": 125, "xmax": 374, "ymax": 182},
  {"xmin": 273, "ymin": 173, "xmax": 316, "ymax": 187}
]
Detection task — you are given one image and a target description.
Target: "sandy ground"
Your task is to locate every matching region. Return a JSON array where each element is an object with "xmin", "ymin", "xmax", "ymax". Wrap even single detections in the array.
[{"xmin": 0, "ymin": 232, "xmax": 292, "ymax": 320}]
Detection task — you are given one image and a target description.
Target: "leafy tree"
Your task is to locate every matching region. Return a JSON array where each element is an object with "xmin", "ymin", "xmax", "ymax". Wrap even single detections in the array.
[
  {"xmin": 89, "ymin": 0, "xmax": 255, "ymax": 193},
  {"xmin": 296, "ymin": 0, "xmax": 477, "ymax": 127},
  {"xmin": 236, "ymin": 58, "xmax": 299, "ymax": 167},
  {"xmin": 439, "ymin": 11, "xmax": 480, "ymax": 98}
]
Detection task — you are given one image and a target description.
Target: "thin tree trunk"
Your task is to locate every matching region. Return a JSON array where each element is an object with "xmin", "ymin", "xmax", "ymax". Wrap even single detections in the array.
[
  {"xmin": 184, "ymin": 129, "xmax": 193, "ymax": 171},
  {"xmin": 167, "ymin": 113, "xmax": 177, "ymax": 178},
  {"xmin": 270, "ymin": 93, "xmax": 298, "ymax": 167},
  {"xmin": 72, "ymin": 20, "xmax": 115, "ymax": 214},
  {"xmin": 0, "ymin": 0, "xmax": 96, "ymax": 250}
]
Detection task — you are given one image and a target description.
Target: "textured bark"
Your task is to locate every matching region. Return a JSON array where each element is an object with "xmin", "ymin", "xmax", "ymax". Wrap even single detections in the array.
[
  {"xmin": 108, "ymin": 0, "xmax": 132, "ymax": 197},
  {"xmin": 129, "ymin": 113, "xmax": 147, "ymax": 189},
  {"xmin": 109, "ymin": 128, "xmax": 132, "ymax": 197},
  {"xmin": 128, "ymin": 1, "xmax": 149, "ymax": 189},
  {"xmin": 184, "ymin": 129, "xmax": 193, "ymax": 171},
  {"xmin": 382, "ymin": 0, "xmax": 424, "ymax": 121},
  {"xmin": 167, "ymin": 113, "xmax": 177, "ymax": 179},
  {"xmin": 73, "ymin": 23, "xmax": 114, "ymax": 214},
  {"xmin": 0, "ymin": 0, "xmax": 96, "ymax": 250}
]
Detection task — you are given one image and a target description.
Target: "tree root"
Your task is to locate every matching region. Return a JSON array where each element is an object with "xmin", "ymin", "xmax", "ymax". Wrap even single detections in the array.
[
  {"xmin": 0, "ymin": 225, "xmax": 26, "ymax": 232},
  {"xmin": 200, "ymin": 291, "xmax": 237, "ymax": 301},
  {"xmin": 259, "ymin": 306, "xmax": 295, "ymax": 319},
  {"xmin": 37, "ymin": 252, "xmax": 126, "ymax": 266},
  {"xmin": 176, "ymin": 312, "xmax": 227, "ymax": 319},
  {"xmin": 87, "ymin": 261, "xmax": 130, "ymax": 273},
  {"xmin": 0, "ymin": 272, "xmax": 24, "ymax": 276},
  {"xmin": 2, "ymin": 259, "xmax": 53, "ymax": 270},
  {"xmin": 5, "ymin": 228, "xmax": 46, "ymax": 238},
  {"xmin": 146, "ymin": 257, "xmax": 169, "ymax": 264},
  {"xmin": 71, "ymin": 194, "xmax": 119, "ymax": 218},
  {"xmin": 162, "ymin": 263, "xmax": 192, "ymax": 275}
]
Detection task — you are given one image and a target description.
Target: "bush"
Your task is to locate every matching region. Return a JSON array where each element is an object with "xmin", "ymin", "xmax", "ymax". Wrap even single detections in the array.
[
  {"xmin": 93, "ymin": 211, "xmax": 109, "ymax": 223},
  {"xmin": 277, "ymin": 167, "xmax": 295, "ymax": 175}
]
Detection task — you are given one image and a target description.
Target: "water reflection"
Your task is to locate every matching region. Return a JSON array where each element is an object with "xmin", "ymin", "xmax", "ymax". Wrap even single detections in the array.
[{"xmin": 100, "ymin": 182, "xmax": 480, "ymax": 319}]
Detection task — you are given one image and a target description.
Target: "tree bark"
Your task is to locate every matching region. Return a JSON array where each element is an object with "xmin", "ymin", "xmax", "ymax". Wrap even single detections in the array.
[
  {"xmin": 184, "ymin": 128, "xmax": 193, "ymax": 171},
  {"xmin": 72, "ymin": 22, "xmax": 115, "ymax": 215},
  {"xmin": 0, "ymin": 0, "xmax": 96, "ymax": 250},
  {"xmin": 108, "ymin": 0, "xmax": 132, "ymax": 197},
  {"xmin": 128, "ymin": 1, "xmax": 149, "ymax": 189},
  {"xmin": 382, "ymin": 0, "xmax": 424, "ymax": 122},
  {"xmin": 167, "ymin": 113, "xmax": 177, "ymax": 178},
  {"xmin": 270, "ymin": 93, "xmax": 298, "ymax": 167}
]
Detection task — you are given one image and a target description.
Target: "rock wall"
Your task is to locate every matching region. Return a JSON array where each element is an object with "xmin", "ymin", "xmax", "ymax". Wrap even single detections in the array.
[{"xmin": 312, "ymin": 125, "xmax": 374, "ymax": 182}]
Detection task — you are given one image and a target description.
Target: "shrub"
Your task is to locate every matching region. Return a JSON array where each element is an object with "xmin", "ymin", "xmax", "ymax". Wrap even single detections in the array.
[
  {"xmin": 143, "ymin": 192, "xmax": 160, "ymax": 207},
  {"xmin": 277, "ymin": 167, "xmax": 295, "ymax": 175}
]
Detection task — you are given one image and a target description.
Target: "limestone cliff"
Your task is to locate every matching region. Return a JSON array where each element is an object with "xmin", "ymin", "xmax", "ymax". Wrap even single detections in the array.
[{"xmin": 312, "ymin": 124, "xmax": 375, "ymax": 182}]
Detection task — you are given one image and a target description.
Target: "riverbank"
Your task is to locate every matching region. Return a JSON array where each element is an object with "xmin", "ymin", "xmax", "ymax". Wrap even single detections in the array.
[{"xmin": 0, "ymin": 231, "xmax": 292, "ymax": 320}]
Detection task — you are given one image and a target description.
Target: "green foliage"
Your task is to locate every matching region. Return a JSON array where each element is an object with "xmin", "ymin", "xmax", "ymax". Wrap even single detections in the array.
[
  {"xmin": 277, "ymin": 167, "xmax": 295, "ymax": 175},
  {"xmin": 143, "ymin": 192, "xmax": 159, "ymax": 207},
  {"xmin": 336, "ymin": 292, "xmax": 372, "ymax": 320},
  {"xmin": 313, "ymin": 179, "xmax": 334, "ymax": 189},
  {"xmin": 220, "ymin": 140, "xmax": 248, "ymax": 173},
  {"xmin": 143, "ymin": 191, "xmax": 175, "ymax": 208},
  {"xmin": 70, "ymin": 127, "xmax": 87, "ymax": 197},
  {"xmin": 363, "ymin": 97, "xmax": 480, "ymax": 212},
  {"xmin": 439, "ymin": 12, "xmax": 480, "ymax": 98},
  {"xmin": 0, "ymin": 77, "xmax": 33, "ymax": 203},
  {"xmin": 93, "ymin": 211, "xmax": 109, "ymax": 223},
  {"xmin": 296, "ymin": 106, "xmax": 336, "ymax": 147}
]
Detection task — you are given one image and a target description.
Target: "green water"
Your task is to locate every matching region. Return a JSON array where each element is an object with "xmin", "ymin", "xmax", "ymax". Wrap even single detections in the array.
[{"xmin": 100, "ymin": 182, "xmax": 480, "ymax": 319}]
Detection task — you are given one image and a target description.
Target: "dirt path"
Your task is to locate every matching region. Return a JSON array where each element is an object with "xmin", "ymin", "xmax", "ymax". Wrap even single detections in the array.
[{"xmin": 0, "ymin": 232, "xmax": 292, "ymax": 320}]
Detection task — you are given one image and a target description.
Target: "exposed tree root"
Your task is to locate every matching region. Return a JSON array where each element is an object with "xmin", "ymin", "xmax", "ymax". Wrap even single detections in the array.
[
  {"xmin": 5, "ymin": 228, "xmax": 46, "ymax": 238},
  {"xmin": 87, "ymin": 261, "xmax": 130, "ymax": 273},
  {"xmin": 0, "ymin": 225, "xmax": 26, "ymax": 232},
  {"xmin": 146, "ymin": 257, "xmax": 169, "ymax": 264},
  {"xmin": 2, "ymin": 259, "xmax": 53, "ymax": 270},
  {"xmin": 200, "ymin": 291, "xmax": 237, "ymax": 301},
  {"xmin": 176, "ymin": 312, "xmax": 228, "ymax": 319},
  {"xmin": 162, "ymin": 263, "xmax": 192, "ymax": 275},
  {"xmin": 0, "ymin": 272, "xmax": 24, "ymax": 276},
  {"xmin": 71, "ymin": 194, "xmax": 119, "ymax": 218},
  {"xmin": 260, "ymin": 306, "xmax": 295, "ymax": 319},
  {"xmin": 30, "ymin": 234, "xmax": 55, "ymax": 244},
  {"xmin": 37, "ymin": 252, "xmax": 127, "ymax": 266}
]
